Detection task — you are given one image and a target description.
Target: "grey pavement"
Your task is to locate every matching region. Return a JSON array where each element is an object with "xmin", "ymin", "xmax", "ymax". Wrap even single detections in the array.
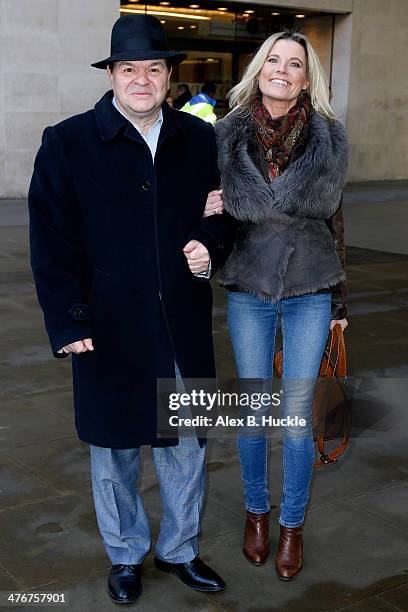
[
  {"xmin": 343, "ymin": 181, "xmax": 408, "ymax": 256},
  {"xmin": 0, "ymin": 182, "xmax": 408, "ymax": 611}
]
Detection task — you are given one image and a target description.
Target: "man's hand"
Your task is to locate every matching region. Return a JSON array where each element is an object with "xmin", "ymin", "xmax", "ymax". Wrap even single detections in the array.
[
  {"xmin": 204, "ymin": 189, "xmax": 224, "ymax": 217},
  {"xmin": 183, "ymin": 240, "xmax": 210, "ymax": 274},
  {"xmin": 57, "ymin": 338, "xmax": 94, "ymax": 354},
  {"xmin": 330, "ymin": 319, "xmax": 348, "ymax": 332}
]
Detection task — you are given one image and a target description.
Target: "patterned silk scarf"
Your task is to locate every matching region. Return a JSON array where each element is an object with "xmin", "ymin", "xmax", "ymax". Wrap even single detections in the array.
[{"xmin": 249, "ymin": 89, "xmax": 312, "ymax": 181}]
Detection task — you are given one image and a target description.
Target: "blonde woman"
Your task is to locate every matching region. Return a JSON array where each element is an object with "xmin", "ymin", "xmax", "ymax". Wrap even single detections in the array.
[{"xmin": 205, "ymin": 31, "xmax": 348, "ymax": 579}]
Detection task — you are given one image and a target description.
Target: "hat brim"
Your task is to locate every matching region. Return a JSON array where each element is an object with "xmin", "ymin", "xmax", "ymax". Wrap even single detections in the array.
[{"xmin": 91, "ymin": 50, "xmax": 187, "ymax": 69}]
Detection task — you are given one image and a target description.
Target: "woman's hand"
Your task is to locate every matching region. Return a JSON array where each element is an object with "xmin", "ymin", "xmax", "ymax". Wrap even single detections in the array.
[
  {"xmin": 330, "ymin": 318, "xmax": 348, "ymax": 332},
  {"xmin": 204, "ymin": 189, "xmax": 224, "ymax": 217}
]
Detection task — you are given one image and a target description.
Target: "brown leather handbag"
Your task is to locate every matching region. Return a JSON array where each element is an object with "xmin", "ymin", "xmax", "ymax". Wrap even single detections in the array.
[{"xmin": 273, "ymin": 323, "xmax": 351, "ymax": 469}]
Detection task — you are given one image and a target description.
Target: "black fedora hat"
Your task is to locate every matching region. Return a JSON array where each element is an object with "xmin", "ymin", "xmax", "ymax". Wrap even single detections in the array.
[{"xmin": 91, "ymin": 14, "xmax": 187, "ymax": 69}]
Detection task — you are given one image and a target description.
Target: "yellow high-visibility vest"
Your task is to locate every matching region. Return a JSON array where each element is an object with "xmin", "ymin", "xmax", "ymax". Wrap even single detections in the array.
[{"xmin": 180, "ymin": 100, "xmax": 217, "ymax": 124}]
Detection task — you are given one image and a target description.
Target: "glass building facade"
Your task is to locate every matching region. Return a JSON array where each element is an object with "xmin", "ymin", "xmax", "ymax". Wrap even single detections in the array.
[{"xmin": 120, "ymin": 1, "xmax": 335, "ymax": 118}]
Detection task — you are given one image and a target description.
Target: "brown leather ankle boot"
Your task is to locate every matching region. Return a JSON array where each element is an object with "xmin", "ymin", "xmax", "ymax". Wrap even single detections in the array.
[
  {"xmin": 275, "ymin": 524, "xmax": 303, "ymax": 580},
  {"xmin": 243, "ymin": 510, "xmax": 270, "ymax": 565}
]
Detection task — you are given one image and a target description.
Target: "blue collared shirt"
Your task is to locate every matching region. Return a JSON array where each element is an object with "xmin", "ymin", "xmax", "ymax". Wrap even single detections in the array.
[{"xmin": 112, "ymin": 96, "xmax": 163, "ymax": 160}]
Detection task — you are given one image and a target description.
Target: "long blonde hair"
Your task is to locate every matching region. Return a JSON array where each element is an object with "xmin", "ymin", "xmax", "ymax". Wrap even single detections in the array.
[{"xmin": 228, "ymin": 30, "xmax": 335, "ymax": 120}]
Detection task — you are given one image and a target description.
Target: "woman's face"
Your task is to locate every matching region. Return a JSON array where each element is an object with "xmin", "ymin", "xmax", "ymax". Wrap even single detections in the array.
[{"xmin": 258, "ymin": 38, "xmax": 309, "ymax": 107}]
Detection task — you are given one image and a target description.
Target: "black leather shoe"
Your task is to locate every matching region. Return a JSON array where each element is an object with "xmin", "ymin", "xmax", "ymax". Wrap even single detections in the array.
[
  {"xmin": 154, "ymin": 556, "xmax": 225, "ymax": 592},
  {"xmin": 107, "ymin": 564, "xmax": 142, "ymax": 604}
]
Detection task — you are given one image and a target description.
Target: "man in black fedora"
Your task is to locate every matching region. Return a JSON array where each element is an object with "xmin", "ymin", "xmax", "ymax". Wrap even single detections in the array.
[{"xmin": 28, "ymin": 14, "xmax": 235, "ymax": 605}]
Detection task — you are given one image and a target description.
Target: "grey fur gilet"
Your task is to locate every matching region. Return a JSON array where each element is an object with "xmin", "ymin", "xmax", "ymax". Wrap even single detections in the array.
[{"xmin": 215, "ymin": 108, "xmax": 348, "ymax": 302}]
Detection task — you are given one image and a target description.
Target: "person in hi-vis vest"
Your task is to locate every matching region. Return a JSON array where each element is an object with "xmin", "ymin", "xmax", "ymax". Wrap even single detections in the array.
[{"xmin": 181, "ymin": 82, "xmax": 217, "ymax": 124}]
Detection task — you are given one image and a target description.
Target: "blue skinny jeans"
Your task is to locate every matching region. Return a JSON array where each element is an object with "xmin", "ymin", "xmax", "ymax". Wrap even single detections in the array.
[{"xmin": 227, "ymin": 290, "xmax": 331, "ymax": 527}]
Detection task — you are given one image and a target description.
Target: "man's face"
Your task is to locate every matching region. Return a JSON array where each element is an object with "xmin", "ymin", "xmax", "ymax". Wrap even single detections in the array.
[{"xmin": 108, "ymin": 59, "xmax": 171, "ymax": 118}]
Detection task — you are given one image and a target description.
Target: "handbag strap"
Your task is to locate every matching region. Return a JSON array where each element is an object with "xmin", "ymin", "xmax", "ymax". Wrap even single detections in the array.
[
  {"xmin": 331, "ymin": 323, "xmax": 346, "ymax": 377},
  {"xmin": 273, "ymin": 323, "xmax": 349, "ymax": 468},
  {"xmin": 314, "ymin": 323, "xmax": 348, "ymax": 467},
  {"xmin": 274, "ymin": 323, "xmax": 346, "ymax": 379},
  {"xmin": 314, "ymin": 411, "xmax": 351, "ymax": 468}
]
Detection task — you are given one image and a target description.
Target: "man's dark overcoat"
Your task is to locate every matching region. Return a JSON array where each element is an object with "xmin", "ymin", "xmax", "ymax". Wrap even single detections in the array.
[{"xmin": 29, "ymin": 91, "xmax": 235, "ymax": 448}]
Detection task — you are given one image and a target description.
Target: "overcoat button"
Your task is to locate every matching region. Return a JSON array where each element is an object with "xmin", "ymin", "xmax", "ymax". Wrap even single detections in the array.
[
  {"xmin": 141, "ymin": 180, "xmax": 151, "ymax": 191},
  {"xmin": 69, "ymin": 303, "xmax": 90, "ymax": 321}
]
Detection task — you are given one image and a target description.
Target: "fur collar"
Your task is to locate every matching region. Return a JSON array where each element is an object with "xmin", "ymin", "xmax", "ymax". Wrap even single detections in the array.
[{"xmin": 215, "ymin": 108, "xmax": 348, "ymax": 224}]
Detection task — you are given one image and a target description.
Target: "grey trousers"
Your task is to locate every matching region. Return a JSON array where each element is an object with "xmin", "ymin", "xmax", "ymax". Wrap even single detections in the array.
[{"xmin": 89, "ymin": 366, "xmax": 206, "ymax": 565}]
